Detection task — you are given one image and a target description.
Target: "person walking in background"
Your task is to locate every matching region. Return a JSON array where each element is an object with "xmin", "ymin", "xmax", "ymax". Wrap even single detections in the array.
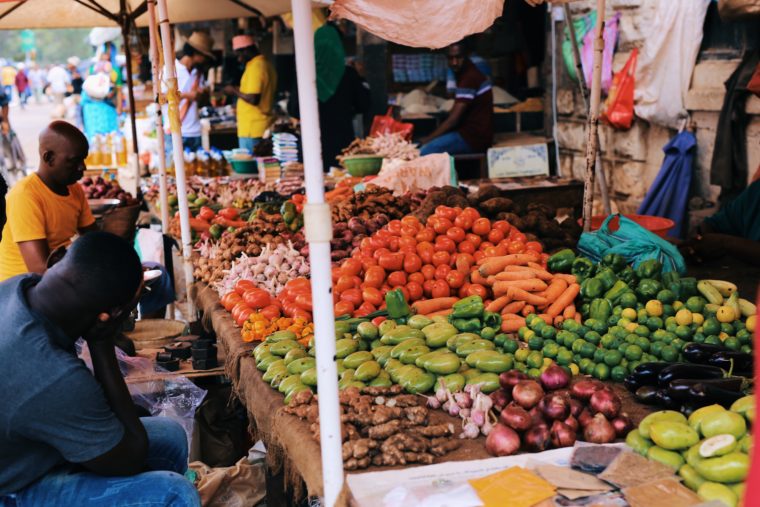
[
  {"xmin": 1, "ymin": 63, "xmax": 16, "ymax": 102},
  {"xmin": 46, "ymin": 63, "xmax": 70, "ymax": 105},
  {"xmin": 28, "ymin": 63, "xmax": 45, "ymax": 104},
  {"xmin": 223, "ymin": 35, "xmax": 276, "ymax": 152},
  {"xmin": 14, "ymin": 64, "xmax": 30, "ymax": 109},
  {"xmin": 81, "ymin": 45, "xmax": 122, "ymax": 140}
]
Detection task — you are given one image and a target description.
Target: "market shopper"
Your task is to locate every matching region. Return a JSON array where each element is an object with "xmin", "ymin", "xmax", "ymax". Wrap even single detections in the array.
[
  {"xmin": 14, "ymin": 64, "xmax": 29, "ymax": 109},
  {"xmin": 419, "ymin": 41, "xmax": 493, "ymax": 156},
  {"xmin": 0, "ymin": 232, "xmax": 200, "ymax": 507},
  {"xmin": 0, "ymin": 121, "xmax": 97, "ymax": 281},
  {"xmin": 223, "ymin": 34, "xmax": 277, "ymax": 152}
]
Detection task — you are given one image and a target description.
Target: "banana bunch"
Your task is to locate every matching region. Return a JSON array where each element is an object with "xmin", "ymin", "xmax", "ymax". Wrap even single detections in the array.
[{"xmin": 698, "ymin": 280, "xmax": 756, "ymax": 323}]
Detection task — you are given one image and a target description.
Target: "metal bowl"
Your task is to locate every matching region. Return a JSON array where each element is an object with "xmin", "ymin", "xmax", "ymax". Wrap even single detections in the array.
[{"xmin": 88, "ymin": 198, "xmax": 121, "ymax": 215}]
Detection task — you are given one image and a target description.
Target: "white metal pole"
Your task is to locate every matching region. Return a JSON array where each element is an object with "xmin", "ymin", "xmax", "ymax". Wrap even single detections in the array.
[
  {"xmin": 291, "ymin": 0, "xmax": 343, "ymax": 504},
  {"xmin": 147, "ymin": 0, "xmax": 170, "ymax": 233},
  {"xmin": 156, "ymin": 0, "xmax": 195, "ymax": 317}
]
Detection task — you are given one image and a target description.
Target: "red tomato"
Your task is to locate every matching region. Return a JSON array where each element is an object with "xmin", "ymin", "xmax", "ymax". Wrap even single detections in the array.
[
  {"xmin": 421, "ymin": 264, "xmax": 436, "ymax": 281},
  {"xmin": 340, "ymin": 288, "xmax": 363, "ymax": 306},
  {"xmin": 466, "ymin": 284, "xmax": 488, "ymax": 298},
  {"xmin": 458, "ymin": 284, "xmax": 471, "ymax": 299},
  {"xmin": 422, "ymin": 279, "xmax": 436, "ymax": 298},
  {"xmin": 387, "ymin": 236, "xmax": 400, "ymax": 252},
  {"xmin": 377, "ymin": 252, "xmax": 404, "ymax": 271},
  {"xmin": 431, "ymin": 280, "xmax": 451, "ymax": 298},
  {"xmin": 372, "ymin": 247, "xmax": 389, "ymax": 260},
  {"xmin": 435, "ymin": 205, "xmax": 458, "ymax": 221},
  {"xmin": 508, "ymin": 241, "xmax": 526, "ymax": 254},
  {"xmin": 400, "ymin": 225, "xmax": 418, "ymax": 237},
  {"xmin": 363, "ymin": 266, "xmax": 386, "ymax": 289},
  {"xmin": 472, "ymin": 218, "xmax": 491, "ymax": 236},
  {"xmin": 455, "ymin": 253, "xmax": 474, "ymax": 273},
  {"xmin": 457, "ymin": 240, "xmax": 476, "ymax": 255},
  {"xmin": 525, "ymin": 241, "xmax": 543, "ymax": 253},
  {"xmin": 341, "ymin": 258, "xmax": 362, "ymax": 277},
  {"xmin": 295, "ymin": 293, "xmax": 313, "ymax": 311},
  {"xmin": 431, "ymin": 217, "xmax": 453, "ymax": 235},
  {"xmin": 335, "ymin": 275, "xmax": 355, "ymax": 293},
  {"xmin": 487, "ymin": 228, "xmax": 505, "ymax": 244},
  {"xmin": 243, "ymin": 289, "xmax": 271, "ymax": 309},
  {"xmin": 198, "ymin": 206, "xmax": 216, "ymax": 221},
  {"xmin": 406, "ymin": 281, "xmax": 423, "ymax": 301},
  {"xmin": 334, "ymin": 300, "xmax": 355, "ymax": 317},
  {"xmin": 415, "ymin": 227, "xmax": 435, "ymax": 243},
  {"xmin": 221, "ymin": 292, "xmax": 242, "ymax": 311},
  {"xmin": 416, "ymin": 241, "xmax": 435, "ymax": 264},
  {"xmin": 492, "ymin": 220, "xmax": 511, "ymax": 234},
  {"xmin": 495, "ymin": 244, "xmax": 509, "ymax": 256},
  {"xmin": 396, "ymin": 285, "xmax": 411, "ymax": 302},
  {"xmin": 260, "ymin": 305, "xmax": 281, "ymax": 320},
  {"xmin": 479, "ymin": 241, "xmax": 494, "ymax": 251},
  {"xmin": 408, "ymin": 272, "xmax": 425, "ymax": 285},
  {"xmin": 462, "ymin": 207, "xmax": 481, "ymax": 220},
  {"xmin": 399, "ymin": 235, "xmax": 417, "ymax": 251},
  {"xmin": 483, "ymin": 246, "xmax": 499, "ymax": 258},
  {"xmin": 434, "ymin": 263, "xmax": 451, "ymax": 280},
  {"xmin": 387, "ymin": 270, "xmax": 408, "ymax": 287},
  {"xmin": 403, "ymin": 253, "xmax": 423, "ymax": 273},
  {"xmin": 231, "ymin": 302, "xmax": 250, "ymax": 322},
  {"xmin": 434, "ymin": 236, "xmax": 456, "ymax": 254},
  {"xmin": 445, "ymin": 270, "xmax": 466, "ymax": 289},
  {"xmin": 362, "ymin": 286, "xmax": 383, "ymax": 306},
  {"xmin": 454, "ymin": 213, "xmax": 473, "ymax": 231},
  {"xmin": 431, "ymin": 250, "xmax": 451, "ymax": 267},
  {"xmin": 386, "ymin": 220, "xmax": 402, "ymax": 236},
  {"xmin": 331, "ymin": 266, "xmax": 342, "ymax": 283},
  {"xmin": 369, "ymin": 235, "xmax": 388, "ymax": 250},
  {"xmin": 360, "ymin": 256, "xmax": 377, "ymax": 272},
  {"xmin": 510, "ymin": 231, "xmax": 527, "ymax": 243},
  {"xmin": 473, "ymin": 250, "xmax": 485, "ymax": 263},
  {"xmin": 371, "ymin": 316, "xmax": 386, "ymax": 326},
  {"xmin": 465, "ymin": 233, "xmax": 482, "ymax": 248},
  {"xmin": 235, "ymin": 307, "xmax": 253, "ymax": 326},
  {"xmin": 446, "ymin": 226, "xmax": 466, "ymax": 243},
  {"xmin": 359, "ymin": 237, "xmax": 373, "ymax": 252},
  {"xmin": 355, "ymin": 302, "xmax": 377, "ymax": 317},
  {"xmin": 234, "ymin": 280, "xmax": 256, "ymax": 295}
]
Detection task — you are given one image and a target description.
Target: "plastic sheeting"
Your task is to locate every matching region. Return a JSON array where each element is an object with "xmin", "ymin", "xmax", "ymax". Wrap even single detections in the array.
[
  {"xmin": 637, "ymin": 131, "xmax": 697, "ymax": 239},
  {"xmin": 330, "ymin": 0, "xmax": 503, "ymax": 49},
  {"xmin": 633, "ymin": 0, "xmax": 710, "ymax": 129}
]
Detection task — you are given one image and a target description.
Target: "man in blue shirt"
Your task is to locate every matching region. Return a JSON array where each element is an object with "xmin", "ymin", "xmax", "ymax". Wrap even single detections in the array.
[{"xmin": 0, "ymin": 232, "xmax": 199, "ymax": 506}]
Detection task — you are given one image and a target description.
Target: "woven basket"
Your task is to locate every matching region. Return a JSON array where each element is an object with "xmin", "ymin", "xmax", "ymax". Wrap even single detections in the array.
[
  {"xmin": 125, "ymin": 319, "xmax": 187, "ymax": 350},
  {"xmin": 101, "ymin": 203, "xmax": 141, "ymax": 242}
]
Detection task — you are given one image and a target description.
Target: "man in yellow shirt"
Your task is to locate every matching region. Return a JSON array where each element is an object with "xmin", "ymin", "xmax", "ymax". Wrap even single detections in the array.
[
  {"xmin": 0, "ymin": 121, "xmax": 97, "ymax": 281},
  {"xmin": 223, "ymin": 35, "xmax": 276, "ymax": 152}
]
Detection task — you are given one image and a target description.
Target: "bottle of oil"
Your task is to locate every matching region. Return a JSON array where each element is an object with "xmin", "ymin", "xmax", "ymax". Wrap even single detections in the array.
[{"xmin": 116, "ymin": 134, "xmax": 128, "ymax": 166}]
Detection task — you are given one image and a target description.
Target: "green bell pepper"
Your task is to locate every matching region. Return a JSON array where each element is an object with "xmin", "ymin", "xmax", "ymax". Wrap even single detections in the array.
[
  {"xmin": 385, "ymin": 289, "xmax": 411, "ymax": 320},
  {"xmin": 618, "ymin": 266, "xmax": 637, "ymax": 286},
  {"xmin": 661, "ymin": 271, "xmax": 681, "ymax": 300},
  {"xmin": 604, "ymin": 280, "xmax": 630, "ymax": 305},
  {"xmin": 589, "ymin": 298, "xmax": 612, "ymax": 322},
  {"xmin": 451, "ymin": 317, "xmax": 481, "ymax": 333},
  {"xmin": 571, "ymin": 257, "xmax": 596, "ymax": 282},
  {"xmin": 635, "ymin": 278, "xmax": 662, "ymax": 301},
  {"xmin": 547, "ymin": 249, "xmax": 576, "ymax": 273},
  {"xmin": 594, "ymin": 268, "xmax": 618, "ymax": 291},
  {"xmin": 635, "ymin": 259, "xmax": 662, "ymax": 280},
  {"xmin": 580, "ymin": 277, "xmax": 605, "ymax": 300},
  {"xmin": 483, "ymin": 311, "xmax": 502, "ymax": 330},
  {"xmin": 209, "ymin": 223, "xmax": 223, "ymax": 239},
  {"xmin": 451, "ymin": 295, "xmax": 484, "ymax": 319},
  {"xmin": 679, "ymin": 277, "xmax": 698, "ymax": 299},
  {"xmin": 601, "ymin": 253, "xmax": 627, "ymax": 273}
]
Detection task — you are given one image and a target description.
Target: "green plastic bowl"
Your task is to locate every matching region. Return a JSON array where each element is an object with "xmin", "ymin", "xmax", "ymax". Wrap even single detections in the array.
[
  {"xmin": 230, "ymin": 159, "xmax": 257, "ymax": 174},
  {"xmin": 341, "ymin": 155, "xmax": 383, "ymax": 177}
]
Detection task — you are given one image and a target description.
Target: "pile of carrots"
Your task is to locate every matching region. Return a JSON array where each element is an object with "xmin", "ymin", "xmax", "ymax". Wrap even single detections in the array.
[{"xmin": 410, "ymin": 252, "xmax": 580, "ymax": 334}]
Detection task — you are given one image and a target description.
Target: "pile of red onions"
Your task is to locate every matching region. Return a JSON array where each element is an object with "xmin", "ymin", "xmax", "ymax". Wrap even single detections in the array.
[{"xmin": 485, "ymin": 365, "xmax": 626, "ymax": 457}]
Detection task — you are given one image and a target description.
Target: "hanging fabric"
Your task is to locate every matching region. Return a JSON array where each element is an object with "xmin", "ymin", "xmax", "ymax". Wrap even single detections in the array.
[
  {"xmin": 580, "ymin": 11, "xmax": 620, "ymax": 94},
  {"xmin": 637, "ymin": 131, "xmax": 697, "ymax": 239},
  {"xmin": 562, "ymin": 10, "xmax": 595, "ymax": 82},
  {"xmin": 634, "ymin": 0, "xmax": 710, "ymax": 128}
]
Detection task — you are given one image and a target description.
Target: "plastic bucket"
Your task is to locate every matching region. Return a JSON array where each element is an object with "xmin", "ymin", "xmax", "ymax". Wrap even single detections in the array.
[{"xmin": 579, "ymin": 214, "xmax": 675, "ymax": 238}]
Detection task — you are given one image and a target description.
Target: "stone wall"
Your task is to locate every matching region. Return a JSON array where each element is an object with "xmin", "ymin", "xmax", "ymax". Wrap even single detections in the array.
[{"xmin": 550, "ymin": 0, "xmax": 760, "ymax": 215}]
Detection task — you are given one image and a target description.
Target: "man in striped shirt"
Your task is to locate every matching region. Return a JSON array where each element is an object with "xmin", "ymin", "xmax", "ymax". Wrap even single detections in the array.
[{"xmin": 420, "ymin": 41, "xmax": 493, "ymax": 156}]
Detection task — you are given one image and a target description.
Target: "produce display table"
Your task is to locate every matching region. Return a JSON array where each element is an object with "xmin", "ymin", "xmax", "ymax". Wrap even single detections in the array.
[
  {"xmin": 462, "ymin": 177, "xmax": 585, "ymax": 217},
  {"xmin": 191, "ymin": 283, "xmax": 655, "ymax": 504}
]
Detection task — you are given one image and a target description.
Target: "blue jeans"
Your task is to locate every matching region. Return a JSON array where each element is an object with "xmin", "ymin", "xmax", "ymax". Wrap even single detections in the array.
[
  {"xmin": 0, "ymin": 417, "xmax": 199, "ymax": 507},
  {"xmin": 238, "ymin": 137, "xmax": 261, "ymax": 153},
  {"xmin": 420, "ymin": 131, "xmax": 474, "ymax": 156},
  {"xmin": 182, "ymin": 136, "xmax": 202, "ymax": 151}
]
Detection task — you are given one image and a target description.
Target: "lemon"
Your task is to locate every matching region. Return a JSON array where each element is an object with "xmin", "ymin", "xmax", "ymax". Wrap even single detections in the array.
[
  {"xmin": 745, "ymin": 315, "xmax": 755, "ymax": 333},
  {"xmin": 646, "ymin": 300, "xmax": 664, "ymax": 317},
  {"xmin": 673, "ymin": 301, "xmax": 684, "ymax": 311},
  {"xmin": 692, "ymin": 313, "xmax": 704, "ymax": 326},
  {"xmin": 569, "ymin": 363, "xmax": 580, "ymax": 375},
  {"xmin": 622, "ymin": 308, "xmax": 637, "ymax": 321},
  {"xmin": 716, "ymin": 306, "xmax": 736, "ymax": 323},
  {"xmin": 675, "ymin": 309, "xmax": 693, "ymax": 326}
]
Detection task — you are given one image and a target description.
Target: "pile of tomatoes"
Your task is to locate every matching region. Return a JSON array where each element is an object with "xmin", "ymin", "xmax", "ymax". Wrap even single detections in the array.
[
  {"xmin": 331, "ymin": 206, "xmax": 547, "ymax": 318},
  {"xmin": 221, "ymin": 278, "xmax": 314, "ymax": 326}
]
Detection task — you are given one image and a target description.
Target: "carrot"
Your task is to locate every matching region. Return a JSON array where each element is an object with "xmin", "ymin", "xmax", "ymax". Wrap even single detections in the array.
[
  {"xmin": 492, "ymin": 279, "xmax": 548, "ymax": 295},
  {"xmin": 545, "ymin": 283, "xmax": 581, "ymax": 319},
  {"xmin": 520, "ymin": 304, "xmax": 535, "ymax": 317},
  {"xmin": 500, "ymin": 300, "xmax": 527, "ymax": 315},
  {"xmin": 412, "ymin": 297, "xmax": 458, "ymax": 315},
  {"xmin": 486, "ymin": 295, "xmax": 512, "ymax": 313},
  {"xmin": 478, "ymin": 252, "xmax": 541, "ymax": 276},
  {"xmin": 536, "ymin": 314, "xmax": 553, "ymax": 325},
  {"xmin": 501, "ymin": 317, "xmax": 527, "ymax": 333},
  {"xmin": 424, "ymin": 308, "xmax": 453, "ymax": 318},
  {"xmin": 554, "ymin": 315, "xmax": 565, "ymax": 327},
  {"xmin": 563, "ymin": 304, "xmax": 576, "ymax": 320},
  {"xmin": 469, "ymin": 271, "xmax": 491, "ymax": 287},
  {"xmin": 502, "ymin": 313, "xmax": 523, "ymax": 320},
  {"xmin": 492, "ymin": 271, "xmax": 536, "ymax": 281},
  {"xmin": 506, "ymin": 286, "xmax": 548, "ymax": 307},
  {"xmin": 574, "ymin": 313, "xmax": 582, "ymax": 323},
  {"xmin": 503, "ymin": 265, "xmax": 552, "ymax": 281},
  {"xmin": 542, "ymin": 279, "xmax": 569, "ymax": 305},
  {"xmin": 553, "ymin": 273, "xmax": 578, "ymax": 284}
]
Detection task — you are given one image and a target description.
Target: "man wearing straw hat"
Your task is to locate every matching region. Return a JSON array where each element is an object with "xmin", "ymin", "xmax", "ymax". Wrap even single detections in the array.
[{"xmin": 223, "ymin": 34, "xmax": 277, "ymax": 152}]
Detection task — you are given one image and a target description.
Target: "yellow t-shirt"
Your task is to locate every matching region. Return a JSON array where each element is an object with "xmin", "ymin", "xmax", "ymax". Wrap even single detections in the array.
[
  {"xmin": 237, "ymin": 55, "xmax": 277, "ymax": 139},
  {"xmin": 0, "ymin": 174, "xmax": 95, "ymax": 281},
  {"xmin": 1, "ymin": 66, "xmax": 17, "ymax": 87}
]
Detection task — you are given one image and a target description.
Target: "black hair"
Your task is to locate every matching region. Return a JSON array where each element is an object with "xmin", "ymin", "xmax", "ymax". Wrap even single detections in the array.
[
  {"xmin": 61, "ymin": 232, "xmax": 143, "ymax": 310},
  {"xmin": 181, "ymin": 42, "xmax": 198, "ymax": 58},
  {"xmin": 449, "ymin": 39, "xmax": 471, "ymax": 54}
]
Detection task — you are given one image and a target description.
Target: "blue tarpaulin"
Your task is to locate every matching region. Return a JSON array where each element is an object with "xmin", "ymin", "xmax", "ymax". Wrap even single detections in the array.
[{"xmin": 637, "ymin": 131, "xmax": 697, "ymax": 238}]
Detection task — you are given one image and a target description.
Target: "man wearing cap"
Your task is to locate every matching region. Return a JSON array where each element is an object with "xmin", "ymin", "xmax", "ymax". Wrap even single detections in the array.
[
  {"xmin": 223, "ymin": 35, "xmax": 277, "ymax": 152},
  {"xmin": 164, "ymin": 31, "xmax": 215, "ymax": 151}
]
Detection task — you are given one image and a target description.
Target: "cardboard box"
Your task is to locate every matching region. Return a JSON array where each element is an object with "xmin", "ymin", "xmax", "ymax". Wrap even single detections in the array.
[{"xmin": 487, "ymin": 135, "xmax": 549, "ymax": 178}]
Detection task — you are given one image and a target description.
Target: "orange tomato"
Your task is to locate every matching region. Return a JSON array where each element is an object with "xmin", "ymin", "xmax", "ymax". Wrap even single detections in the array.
[
  {"xmin": 243, "ymin": 288, "xmax": 271, "ymax": 309},
  {"xmin": 341, "ymin": 258, "xmax": 362, "ymax": 277},
  {"xmin": 466, "ymin": 284, "xmax": 488, "ymax": 298},
  {"xmin": 465, "ymin": 233, "xmax": 482, "ymax": 248},
  {"xmin": 431, "ymin": 250, "xmax": 451, "ymax": 267},
  {"xmin": 445, "ymin": 270, "xmax": 466, "ymax": 289},
  {"xmin": 457, "ymin": 240, "xmax": 476, "ymax": 255},
  {"xmin": 487, "ymin": 228, "xmax": 505, "ymax": 244},
  {"xmin": 421, "ymin": 264, "xmax": 436, "ymax": 281},
  {"xmin": 455, "ymin": 253, "xmax": 474, "ymax": 273},
  {"xmin": 446, "ymin": 226, "xmax": 466, "ymax": 243},
  {"xmin": 408, "ymin": 272, "xmax": 425, "ymax": 285},
  {"xmin": 431, "ymin": 217, "xmax": 453, "ymax": 235},
  {"xmin": 483, "ymin": 246, "xmax": 499, "ymax": 258},
  {"xmin": 234, "ymin": 280, "xmax": 256, "ymax": 295},
  {"xmin": 431, "ymin": 280, "xmax": 451, "ymax": 298},
  {"xmin": 363, "ymin": 266, "xmax": 386, "ymax": 289},
  {"xmin": 340, "ymin": 288, "xmax": 363, "ymax": 307},
  {"xmin": 507, "ymin": 241, "xmax": 526, "ymax": 254},
  {"xmin": 362, "ymin": 286, "xmax": 383, "ymax": 306},
  {"xmin": 387, "ymin": 270, "xmax": 408, "ymax": 287},
  {"xmin": 386, "ymin": 220, "xmax": 402, "ymax": 236},
  {"xmin": 400, "ymin": 224, "xmax": 418, "ymax": 237},
  {"xmin": 434, "ymin": 263, "xmax": 451, "ymax": 280},
  {"xmin": 260, "ymin": 305, "xmax": 281, "ymax": 320},
  {"xmin": 415, "ymin": 227, "xmax": 435, "ymax": 243},
  {"xmin": 221, "ymin": 292, "xmax": 242, "ymax": 311},
  {"xmin": 492, "ymin": 220, "xmax": 511, "ymax": 234},
  {"xmin": 417, "ymin": 241, "xmax": 435, "ymax": 264},
  {"xmin": 387, "ymin": 236, "xmax": 400, "ymax": 252},
  {"xmin": 235, "ymin": 307, "xmax": 253, "ymax": 326},
  {"xmin": 334, "ymin": 300, "xmax": 355, "ymax": 317},
  {"xmin": 378, "ymin": 252, "xmax": 404, "ymax": 271},
  {"xmin": 454, "ymin": 213, "xmax": 473, "ymax": 231},
  {"xmin": 406, "ymin": 281, "xmax": 423, "ymax": 301},
  {"xmin": 403, "ymin": 253, "xmax": 423, "ymax": 273},
  {"xmin": 360, "ymin": 256, "xmax": 377, "ymax": 272},
  {"xmin": 435, "ymin": 205, "xmax": 458, "ymax": 221},
  {"xmin": 462, "ymin": 207, "xmax": 481, "ymax": 220},
  {"xmin": 335, "ymin": 275, "xmax": 356, "ymax": 293},
  {"xmin": 355, "ymin": 301, "xmax": 377, "ymax": 317},
  {"xmin": 472, "ymin": 218, "xmax": 491, "ymax": 236},
  {"xmin": 525, "ymin": 241, "xmax": 543, "ymax": 253},
  {"xmin": 399, "ymin": 235, "xmax": 417, "ymax": 251},
  {"xmin": 434, "ymin": 236, "xmax": 456, "ymax": 254}
]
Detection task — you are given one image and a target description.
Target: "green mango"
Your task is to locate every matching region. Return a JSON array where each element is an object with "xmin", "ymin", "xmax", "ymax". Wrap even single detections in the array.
[
  {"xmin": 371, "ymin": 345, "xmax": 394, "ymax": 366},
  {"xmin": 368, "ymin": 372, "xmax": 393, "ymax": 387},
  {"xmin": 283, "ymin": 348, "xmax": 308, "ymax": 365},
  {"xmin": 334, "ymin": 321, "xmax": 351, "ymax": 338},
  {"xmin": 688, "ymin": 404, "xmax": 726, "ymax": 434},
  {"xmin": 300, "ymin": 367, "xmax": 318, "ymax": 387},
  {"xmin": 278, "ymin": 375, "xmax": 303, "ymax": 395},
  {"xmin": 378, "ymin": 319, "xmax": 397, "ymax": 336},
  {"xmin": 336, "ymin": 359, "xmax": 346, "ymax": 376},
  {"xmin": 447, "ymin": 332, "xmax": 480, "ymax": 351},
  {"xmin": 685, "ymin": 443, "xmax": 704, "ymax": 468},
  {"xmin": 456, "ymin": 339, "xmax": 495, "ymax": 357},
  {"xmin": 253, "ymin": 343, "xmax": 273, "ymax": 361},
  {"xmin": 390, "ymin": 338, "xmax": 426, "ymax": 358},
  {"xmin": 738, "ymin": 434, "xmax": 752, "ymax": 454},
  {"xmin": 694, "ymin": 453, "xmax": 749, "ymax": 484},
  {"xmin": 266, "ymin": 330, "xmax": 298, "ymax": 343},
  {"xmin": 393, "ymin": 364, "xmax": 421, "ymax": 387},
  {"xmin": 343, "ymin": 351, "xmax": 374, "ymax": 369},
  {"xmin": 287, "ymin": 357, "xmax": 316, "ymax": 375},
  {"xmin": 649, "ymin": 422, "xmax": 700, "ymax": 451},
  {"xmin": 475, "ymin": 353, "xmax": 513, "ymax": 373},
  {"xmin": 697, "ymin": 482, "xmax": 738, "ymax": 507},
  {"xmin": 465, "ymin": 372, "xmax": 500, "ymax": 393},
  {"xmin": 399, "ymin": 345, "xmax": 431, "ymax": 365},
  {"xmin": 354, "ymin": 360, "xmax": 382, "ymax": 381},
  {"xmin": 262, "ymin": 360, "xmax": 286, "ymax": 382},
  {"xmin": 256, "ymin": 354, "xmax": 279, "ymax": 371},
  {"xmin": 369, "ymin": 339, "xmax": 383, "ymax": 350},
  {"xmin": 699, "ymin": 434, "xmax": 737, "ymax": 458},
  {"xmin": 284, "ymin": 385, "xmax": 311, "ymax": 405},
  {"xmin": 415, "ymin": 350, "xmax": 447, "ymax": 369},
  {"xmin": 422, "ymin": 322, "xmax": 458, "ymax": 348},
  {"xmin": 335, "ymin": 338, "xmax": 360, "ymax": 359},
  {"xmin": 438, "ymin": 373, "xmax": 466, "ymax": 392},
  {"xmin": 340, "ymin": 369, "xmax": 355, "ymax": 381},
  {"xmin": 424, "ymin": 353, "xmax": 462, "ymax": 375},
  {"xmin": 647, "ymin": 446, "xmax": 685, "ymax": 471},
  {"xmin": 380, "ymin": 326, "xmax": 424, "ymax": 345},
  {"xmin": 269, "ymin": 369, "xmax": 290, "ymax": 388},
  {"xmin": 462, "ymin": 368, "xmax": 481, "ymax": 381},
  {"xmin": 269, "ymin": 340, "xmax": 301, "ymax": 356},
  {"xmin": 356, "ymin": 322, "xmax": 379, "ymax": 340},
  {"xmin": 338, "ymin": 378, "xmax": 366, "ymax": 390},
  {"xmin": 408, "ymin": 315, "xmax": 434, "ymax": 330},
  {"xmin": 626, "ymin": 429, "xmax": 652, "ymax": 456},
  {"xmin": 402, "ymin": 368, "xmax": 436, "ymax": 394},
  {"xmin": 678, "ymin": 464, "xmax": 706, "ymax": 491},
  {"xmin": 640, "ymin": 410, "xmax": 687, "ymax": 439},
  {"xmin": 465, "ymin": 350, "xmax": 500, "ymax": 368},
  {"xmin": 700, "ymin": 411, "xmax": 747, "ymax": 439}
]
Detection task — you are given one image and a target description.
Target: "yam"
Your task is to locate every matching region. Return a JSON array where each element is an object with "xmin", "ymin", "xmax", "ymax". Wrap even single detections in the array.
[{"xmin": 479, "ymin": 197, "xmax": 515, "ymax": 217}]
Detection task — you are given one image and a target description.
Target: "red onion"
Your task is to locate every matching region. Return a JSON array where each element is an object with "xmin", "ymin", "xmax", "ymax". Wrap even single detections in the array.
[
  {"xmin": 568, "ymin": 398, "xmax": 584, "ymax": 418},
  {"xmin": 512, "ymin": 380, "xmax": 544, "ymax": 409},
  {"xmin": 540, "ymin": 364, "xmax": 570, "ymax": 391},
  {"xmin": 611, "ymin": 413, "xmax": 633, "ymax": 437},
  {"xmin": 563, "ymin": 415, "xmax": 579, "ymax": 432},
  {"xmin": 499, "ymin": 371, "xmax": 528, "ymax": 389},
  {"xmin": 589, "ymin": 389, "xmax": 622, "ymax": 419},
  {"xmin": 485, "ymin": 424, "xmax": 521, "ymax": 456},
  {"xmin": 578, "ymin": 409, "xmax": 593, "ymax": 428},
  {"xmin": 499, "ymin": 403, "xmax": 532, "ymax": 432},
  {"xmin": 490, "ymin": 389, "xmax": 511, "ymax": 411},
  {"xmin": 551, "ymin": 420, "xmax": 577, "ymax": 448},
  {"xmin": 583, "ymin": 414, "xmax": 617, "ymax": 444},
  {"xmin": 528, "ymin": 405, "xmax": 547, "ymax": 427},
  {"xmin": 523, "ymin": 424, "xmax": 551, "ymax": 452},
  {"xmin": 540, "ymin": 392, "xmax": 570, "ymax": 421},
  {"xmin": 570, "ymin": 379, "xmax": 604, "ymax": 400}
]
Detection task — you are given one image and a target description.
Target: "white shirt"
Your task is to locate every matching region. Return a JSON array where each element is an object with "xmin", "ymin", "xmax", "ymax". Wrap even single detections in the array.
[
  {"xmin": 162, "ymin": 59, "xmax": 203, "ymax": 138},
  {"xmin": 27, "ymin": 69, "xmax": 44, "ymax": 88},
  {"xmin": 46, "ymin": 66, "xmax": 70, "ymax": 94}
]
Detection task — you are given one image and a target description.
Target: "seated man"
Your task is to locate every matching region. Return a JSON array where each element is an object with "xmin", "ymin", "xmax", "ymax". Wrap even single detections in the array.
[
  {"xmin": 0, "ymin": 232, "xmax": 199, "ymax": 506},
  {"xmin": 420, "ymin": 41, "xmax": 493, "ymax": 156},
  {"xmin": 680, "ymin": 179, "xmax": 760, "ymax": 264},
  {"xmin": 0, "ymin": 121, "xmax": 98, "ymax": 281}
]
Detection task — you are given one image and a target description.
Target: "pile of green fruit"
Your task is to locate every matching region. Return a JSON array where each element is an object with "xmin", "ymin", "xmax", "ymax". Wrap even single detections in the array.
[{"xmin": 626, "ymin": 397, "xmax": 754, "ymax": 507}]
